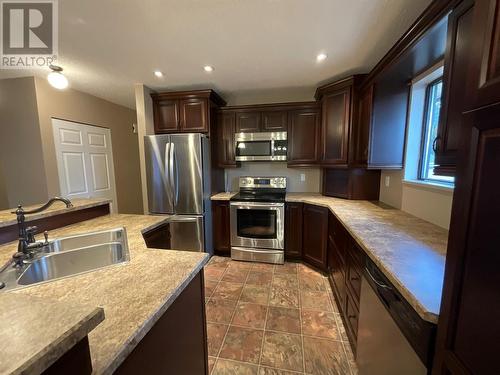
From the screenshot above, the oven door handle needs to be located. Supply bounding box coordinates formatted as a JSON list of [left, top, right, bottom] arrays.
[[230, 202, 284, 208]]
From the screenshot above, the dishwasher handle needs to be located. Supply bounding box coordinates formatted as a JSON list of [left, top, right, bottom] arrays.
[[365, 266, 392, 291]]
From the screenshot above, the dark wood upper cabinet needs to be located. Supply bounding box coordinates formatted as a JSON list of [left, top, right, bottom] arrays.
[[285, 202, 303, 259], [153, 99, 180, 133], [216, 111, 237, 168], [465, 0, 500, 110], [435, 0, 474, 176], [287, 107, 321, 166], [302, 204, 328, 271], [353, 84, 374, 166], [262, 110, 288, 131], [179, 98, 208, 132], [151, 90, 225, 134], [235, 111, 261, 132], [212, 200, 231, 255], [319, 86, 351, 165]]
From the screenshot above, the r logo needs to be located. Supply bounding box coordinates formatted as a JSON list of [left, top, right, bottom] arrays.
[[1, 1, 55, 55]]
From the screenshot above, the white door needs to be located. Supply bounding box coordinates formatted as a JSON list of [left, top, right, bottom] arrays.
[[52, 119, 118, 212]]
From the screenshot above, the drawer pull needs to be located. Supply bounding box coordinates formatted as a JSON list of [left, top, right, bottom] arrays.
[[348, 314, 357, 319], [350, 275, 360, 281]]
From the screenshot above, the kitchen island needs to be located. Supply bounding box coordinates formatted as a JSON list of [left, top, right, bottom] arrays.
[[0, 202, 209, 374]]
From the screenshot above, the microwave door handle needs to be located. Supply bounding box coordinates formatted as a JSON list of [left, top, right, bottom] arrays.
[[271, 139, 275, 159]]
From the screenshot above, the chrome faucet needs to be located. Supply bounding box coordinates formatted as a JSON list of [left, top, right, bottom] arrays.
[[12, 197, 73, 264]]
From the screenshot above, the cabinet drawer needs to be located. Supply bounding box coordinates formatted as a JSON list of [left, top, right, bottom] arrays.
[[345, 288, 360, 347], [346, 253, 362, 302]]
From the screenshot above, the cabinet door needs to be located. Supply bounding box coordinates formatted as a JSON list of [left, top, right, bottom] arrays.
[[154, 99, 180, 133], [302, 204, 328, 270], [179, 98, 208, 132], [435, 0, 474, 175], [217, 112, 237, 168], [352, 84, 373, 166], [262, 110, 288, 131], [321, 88, 351, 165], [465, 0, 500, 110], [287, 108, 320, 166], [235, 111, 261, 132], [285, 202, 303, 259], [212, 201, 231, 255]]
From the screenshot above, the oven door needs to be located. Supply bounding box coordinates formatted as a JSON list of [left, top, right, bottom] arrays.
[[230, 202, 284, 249]]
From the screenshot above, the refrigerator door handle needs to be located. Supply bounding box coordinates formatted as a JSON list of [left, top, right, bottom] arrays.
[[164, 141, 174, 210], [172, 142, 179, 206], [168, 142, 175, 210]]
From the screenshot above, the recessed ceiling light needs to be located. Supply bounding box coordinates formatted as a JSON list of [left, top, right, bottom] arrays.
[[203, 65, 214, 72], [47, 65, 69, 90], [154, 70, 163, 78], [316, 53, 327, 62]]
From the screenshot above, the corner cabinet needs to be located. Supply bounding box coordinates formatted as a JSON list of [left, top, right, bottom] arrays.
[[151, 90, 226, 134], [216, 111, 238, 168], [302, 204, 328, 271]]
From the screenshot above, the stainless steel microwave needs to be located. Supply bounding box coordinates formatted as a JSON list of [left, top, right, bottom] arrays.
[[234, 132, 287, 161]]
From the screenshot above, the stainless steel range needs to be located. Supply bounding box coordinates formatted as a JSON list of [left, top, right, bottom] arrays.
[[230, 176, 286, 264]]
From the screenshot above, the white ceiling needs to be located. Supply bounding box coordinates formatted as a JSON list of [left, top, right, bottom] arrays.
[[0, 0, 432, 109]]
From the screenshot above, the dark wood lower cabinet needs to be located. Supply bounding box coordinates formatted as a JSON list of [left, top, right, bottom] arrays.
[[302, 204, 328, 271], [285, 202, 303, 259], [212, 201, 231, 256], [42, 336, 93, 375], [142, 223, 171, 249], [116, 272, 208, 375]]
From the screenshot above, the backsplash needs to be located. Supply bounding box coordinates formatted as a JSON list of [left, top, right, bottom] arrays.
[[224, 162, 322, 192]]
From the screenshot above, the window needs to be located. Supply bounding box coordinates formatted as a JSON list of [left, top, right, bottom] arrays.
[[418, 79, 454, 184]]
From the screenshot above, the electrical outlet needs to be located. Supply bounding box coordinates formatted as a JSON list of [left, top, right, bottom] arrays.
[[385, 175, 390, 187], [300, 173, 306, 182]]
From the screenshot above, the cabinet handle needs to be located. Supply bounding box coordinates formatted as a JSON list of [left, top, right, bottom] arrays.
[[350, 275, 360, 281], [348, 314, 357, 319], [432, 136, 441, 153]]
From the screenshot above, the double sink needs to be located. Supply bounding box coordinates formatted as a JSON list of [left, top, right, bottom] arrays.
[[0, 228, 129, 291]]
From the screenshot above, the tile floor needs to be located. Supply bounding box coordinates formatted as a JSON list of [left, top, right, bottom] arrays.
[[204, 256, 358, 375]]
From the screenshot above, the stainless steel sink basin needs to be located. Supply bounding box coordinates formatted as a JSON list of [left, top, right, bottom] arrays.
[[18, 242, 127, 286], [0, 227, 129, 291]]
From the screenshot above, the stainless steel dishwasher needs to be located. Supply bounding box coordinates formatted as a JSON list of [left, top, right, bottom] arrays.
[[357, 257, 431, 375]]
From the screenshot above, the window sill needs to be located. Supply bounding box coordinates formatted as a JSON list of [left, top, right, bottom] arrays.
[[402, 179, 454, 193]]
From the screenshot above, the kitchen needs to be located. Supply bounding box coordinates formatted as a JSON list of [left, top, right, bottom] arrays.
[[0, 0, 498, 374]]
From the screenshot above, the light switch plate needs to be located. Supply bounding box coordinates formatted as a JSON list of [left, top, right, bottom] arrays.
[[300, 173, 306, 182], [385, 175, 390, 187]]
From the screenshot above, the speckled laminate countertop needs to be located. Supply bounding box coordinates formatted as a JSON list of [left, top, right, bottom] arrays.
[[0, 214, 209, 374], [211, 192, 237, 200], [0, 198, 111, 228], [0, 293, 104, 375], [286, 193, 447, 323]]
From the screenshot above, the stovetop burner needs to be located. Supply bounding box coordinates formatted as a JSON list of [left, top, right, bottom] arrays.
[[230, 176, 287, 203]]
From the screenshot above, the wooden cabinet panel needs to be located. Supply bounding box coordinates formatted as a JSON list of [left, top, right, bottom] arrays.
[[143, 223, 171, 250], [346, 244, 362, 303], [285, 202, 303, 259], [465, 0, 500, 110], [321, 88, 351, 165], [262, 110, 288, 131], [179, 98, 208, 132], [212, 201, 231, 255], [216, 112, 237, 168], [435, 0, 474, 175], [353, 84, 373, 166], [154, 99, 180, 133], [287, 108, 320, 166], [235, 111, 261, 132], [344, 288, 360, 349], [302, 204, 328, 270]]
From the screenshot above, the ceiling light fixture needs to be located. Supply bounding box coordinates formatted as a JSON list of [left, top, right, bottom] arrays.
[[154, 70, 163, 78], [316, 53, 328, 62], [203, 65, 214, 72], [47, 65, 69, 90]]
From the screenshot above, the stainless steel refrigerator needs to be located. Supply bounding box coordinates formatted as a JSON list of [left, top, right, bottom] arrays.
[[144, 133, 212, 253]]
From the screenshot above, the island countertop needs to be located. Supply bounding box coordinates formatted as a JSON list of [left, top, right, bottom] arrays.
[[285, 193, 447, 323], [0, 213, 209, 374]]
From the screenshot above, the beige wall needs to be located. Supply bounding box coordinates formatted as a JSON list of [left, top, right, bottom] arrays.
[[33, 77, 143, 214], [134, 84, 155, 214], [0, 77, 48, 208], [225, 163, 322, 192], [379, 170, 453, 229]]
